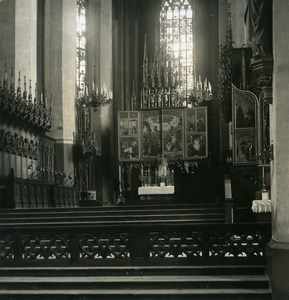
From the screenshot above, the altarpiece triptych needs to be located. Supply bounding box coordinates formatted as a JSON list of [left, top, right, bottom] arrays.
[[118, 107, 208, 161]]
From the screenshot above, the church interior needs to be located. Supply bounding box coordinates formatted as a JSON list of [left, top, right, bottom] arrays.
[[0, 0, 288, 299]]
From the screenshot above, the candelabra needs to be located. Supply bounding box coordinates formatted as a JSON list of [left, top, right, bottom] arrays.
[[78, 86, 113, 112], [188, 76, 213, 107], [139, 35, 212, 109], [0, 65, 52, 132], [76, 81, 103, 164]]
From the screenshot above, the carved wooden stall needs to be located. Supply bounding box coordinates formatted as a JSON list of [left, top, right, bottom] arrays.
[[0, 67, 79, 209]]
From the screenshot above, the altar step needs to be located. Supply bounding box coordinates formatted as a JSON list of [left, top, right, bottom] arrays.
[[0, 265, 271, 300], [0, 203, 226, 224]]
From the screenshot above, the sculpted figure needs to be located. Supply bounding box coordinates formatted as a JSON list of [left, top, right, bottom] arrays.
[[244, 0, 272, 58]]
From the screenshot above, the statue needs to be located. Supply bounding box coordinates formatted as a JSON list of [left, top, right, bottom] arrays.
[[244, 0, 272, 58]]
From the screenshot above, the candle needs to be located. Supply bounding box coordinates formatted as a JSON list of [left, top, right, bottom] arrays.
[[34, 83, 37, 99], [224, 178, 232, 199], [119, 165, 122, 192], [229, 121, 232, 150], [103, 83, 107, 95], [262, 191, 269, 200]]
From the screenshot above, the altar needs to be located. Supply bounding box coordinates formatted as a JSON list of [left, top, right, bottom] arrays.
[[251, 199, 271, 222], [138, 185, 175, 201]]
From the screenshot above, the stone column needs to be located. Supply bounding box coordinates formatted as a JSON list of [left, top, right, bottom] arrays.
[[15, 0, 37, 84], [266, 0, 289, 298], [0, 0, 37, 82], [99, 0, 114, 205], [44, 0, 76, 176], [231, 0, 246, 48]]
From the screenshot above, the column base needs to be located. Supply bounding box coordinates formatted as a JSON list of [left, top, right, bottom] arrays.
[[266, 240, 289, 299]]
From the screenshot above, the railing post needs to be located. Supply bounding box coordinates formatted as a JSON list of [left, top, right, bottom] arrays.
[[70, 232, 79, 264], [224, 198, 234, 223], [202, 230, 210, 261], [224, 174, 234, 223], [13, 233, 22, 264], [6, 168, 15, 208], [129, 230, 149, 265]]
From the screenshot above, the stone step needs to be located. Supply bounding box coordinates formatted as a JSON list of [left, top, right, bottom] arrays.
[[0, 212, 225, 223], [0, 275, 270, 289], [0, 265, 266, 277], [0, 288, 272, 300], [0, 207, 225, 217], [0, 218, 226, 227], [0, 203, 224, 215]]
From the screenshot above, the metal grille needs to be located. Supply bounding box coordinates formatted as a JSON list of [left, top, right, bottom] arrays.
[[160, 0, 194, 100], [76, 0, 87, 95]]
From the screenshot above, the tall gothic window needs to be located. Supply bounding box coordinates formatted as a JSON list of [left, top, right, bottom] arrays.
[[76, 0, 87, 94], [160, 0, 194, 99]]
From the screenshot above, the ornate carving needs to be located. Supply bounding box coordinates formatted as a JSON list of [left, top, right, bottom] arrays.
[[0, 235, 14, 261], [0, 130, 4, 150], [21, 234, 70, 260], [218, 1, 233, 122], [250, 56, 273, 88], [209, 231, 266, 258], [0, 129, 40, 159], [150, 232, 202, 259], [0, 69, 52, 132], [78, 233, 130, 260]]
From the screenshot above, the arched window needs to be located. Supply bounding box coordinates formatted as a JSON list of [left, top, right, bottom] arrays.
[[76, 0, 87, 95], [160, 0, 194, 100]]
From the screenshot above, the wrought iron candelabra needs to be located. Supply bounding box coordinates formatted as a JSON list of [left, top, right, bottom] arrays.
[[77, 83, 113, 112], [188, 76, 213, 107], [0, 66, 52, 132], [139, 36, 213, 109], [77, 130, 101, 159]]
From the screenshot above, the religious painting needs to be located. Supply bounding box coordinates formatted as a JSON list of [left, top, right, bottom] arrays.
[[234, 130, 257, 164], [196, 107, 207, 132], [186, 133, 207, 158], [162, 109, 184, 158], [141, 110, 162, 158], [119, 112, 129, 136], [186, 108, 196, 132], [233, 86, 257, 129], [185, 107, 208, 159], [119, 137, 140, 160], [232, 85, 258, 165], [118, 111, 140, 161]]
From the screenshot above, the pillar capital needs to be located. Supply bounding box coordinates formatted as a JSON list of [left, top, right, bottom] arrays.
[[250, 56, 273, 88]]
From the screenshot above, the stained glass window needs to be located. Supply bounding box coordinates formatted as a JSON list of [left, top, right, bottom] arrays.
[[76, 0, 87, 95], [160, 0, 194, 100]]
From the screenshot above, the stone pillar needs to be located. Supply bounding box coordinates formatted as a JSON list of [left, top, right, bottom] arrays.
[[231, 0, 246, 48], [84, 0, 114, 205], [266, 0, 289, 298], [15, 0, 37, 83], [99, 0, 114, 205], [44, 0, 76, 175], [0, 0, 37, 84], [218, 0, 230, 162]]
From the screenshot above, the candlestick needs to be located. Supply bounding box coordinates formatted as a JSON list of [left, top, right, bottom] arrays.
[[119, 165, 122, 192]]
